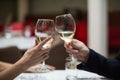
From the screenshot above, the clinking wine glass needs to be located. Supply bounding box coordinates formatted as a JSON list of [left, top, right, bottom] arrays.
[[35, 19, 54, 73], [55, 13, 79, 79], [55, 13, 77, 63]]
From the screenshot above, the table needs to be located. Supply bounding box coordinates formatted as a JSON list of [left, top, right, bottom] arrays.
[[14, 70, 107, 80], [0, 37, 35, 50]]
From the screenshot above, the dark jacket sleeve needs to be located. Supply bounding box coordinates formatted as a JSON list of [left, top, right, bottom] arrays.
[[77, 49, 120, 79]]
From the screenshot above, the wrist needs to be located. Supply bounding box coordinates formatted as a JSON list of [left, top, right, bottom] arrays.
[[15, 58, 30, 71], [80, 48, 90, 63]]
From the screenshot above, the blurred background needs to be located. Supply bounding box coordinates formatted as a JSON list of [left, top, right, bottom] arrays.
[[0, 0, 120, 69]]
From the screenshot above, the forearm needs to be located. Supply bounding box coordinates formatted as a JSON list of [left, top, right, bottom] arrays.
[[77, 49, 108, 73], [78, 49, 120, 79], [0, 61, 13, 72], [0, 60, 29, 80]]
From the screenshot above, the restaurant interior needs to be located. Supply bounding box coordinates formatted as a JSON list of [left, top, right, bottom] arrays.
[[0, 0, 120, 79]]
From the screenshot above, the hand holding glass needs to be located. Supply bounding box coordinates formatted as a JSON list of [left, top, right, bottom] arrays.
[[35, 19, 54, 73]]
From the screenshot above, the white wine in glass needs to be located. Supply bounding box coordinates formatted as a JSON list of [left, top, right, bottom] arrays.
[[58, 31, 74, 43], [35, 19, 54, 73]]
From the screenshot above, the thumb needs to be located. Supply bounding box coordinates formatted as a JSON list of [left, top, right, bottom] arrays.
[[36, 36, 52, 49]]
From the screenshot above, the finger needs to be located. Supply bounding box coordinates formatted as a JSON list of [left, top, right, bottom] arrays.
[[35, 39, 38, 46], [36, 48, 50, 57], [35, 54, 49, 63], [36, 36, 52, 49], [43, 38, 54, 48], [64, 42, 72, 50], [34, 54, 49, 64], [66, 50, 78, 59], [41, 48, 51, 54], [47, 66, 56, 71], [66, 48, 74, 54], [66, 49, 71, 53], [40, 54, 49, 62], [46, 65, 56, 70], [66, 49, 79, 55], [71, 50, 79, 53], [64, 42, 68, 49]]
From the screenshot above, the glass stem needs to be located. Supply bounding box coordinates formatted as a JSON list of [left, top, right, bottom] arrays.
[[41, 61, 45, 68], [71, 54, 75, 62]]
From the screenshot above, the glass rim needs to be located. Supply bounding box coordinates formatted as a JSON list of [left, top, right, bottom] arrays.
[[37, 19, 54, 22], [56, 13, 72, 18], [55, 13, 76, 32]]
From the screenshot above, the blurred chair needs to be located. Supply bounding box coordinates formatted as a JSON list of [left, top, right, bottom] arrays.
[[0, 46, 23, 63]]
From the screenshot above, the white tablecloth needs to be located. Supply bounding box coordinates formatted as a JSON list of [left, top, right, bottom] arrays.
[[14, 70, 104, 80], [0, 37, 35, 50]]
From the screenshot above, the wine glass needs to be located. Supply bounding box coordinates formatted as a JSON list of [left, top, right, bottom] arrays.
[[35, 19, 54, 73], [55, 13, 77, 62], [55, 13, 79, 79]]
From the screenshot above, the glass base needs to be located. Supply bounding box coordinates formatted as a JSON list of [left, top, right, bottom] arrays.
[[66, 75, 77, 80], [35, 66, 51, 73]]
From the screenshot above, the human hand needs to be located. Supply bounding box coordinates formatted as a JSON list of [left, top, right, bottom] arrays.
[[64, 39, 89, 62], [18, 36, 52, 69]]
